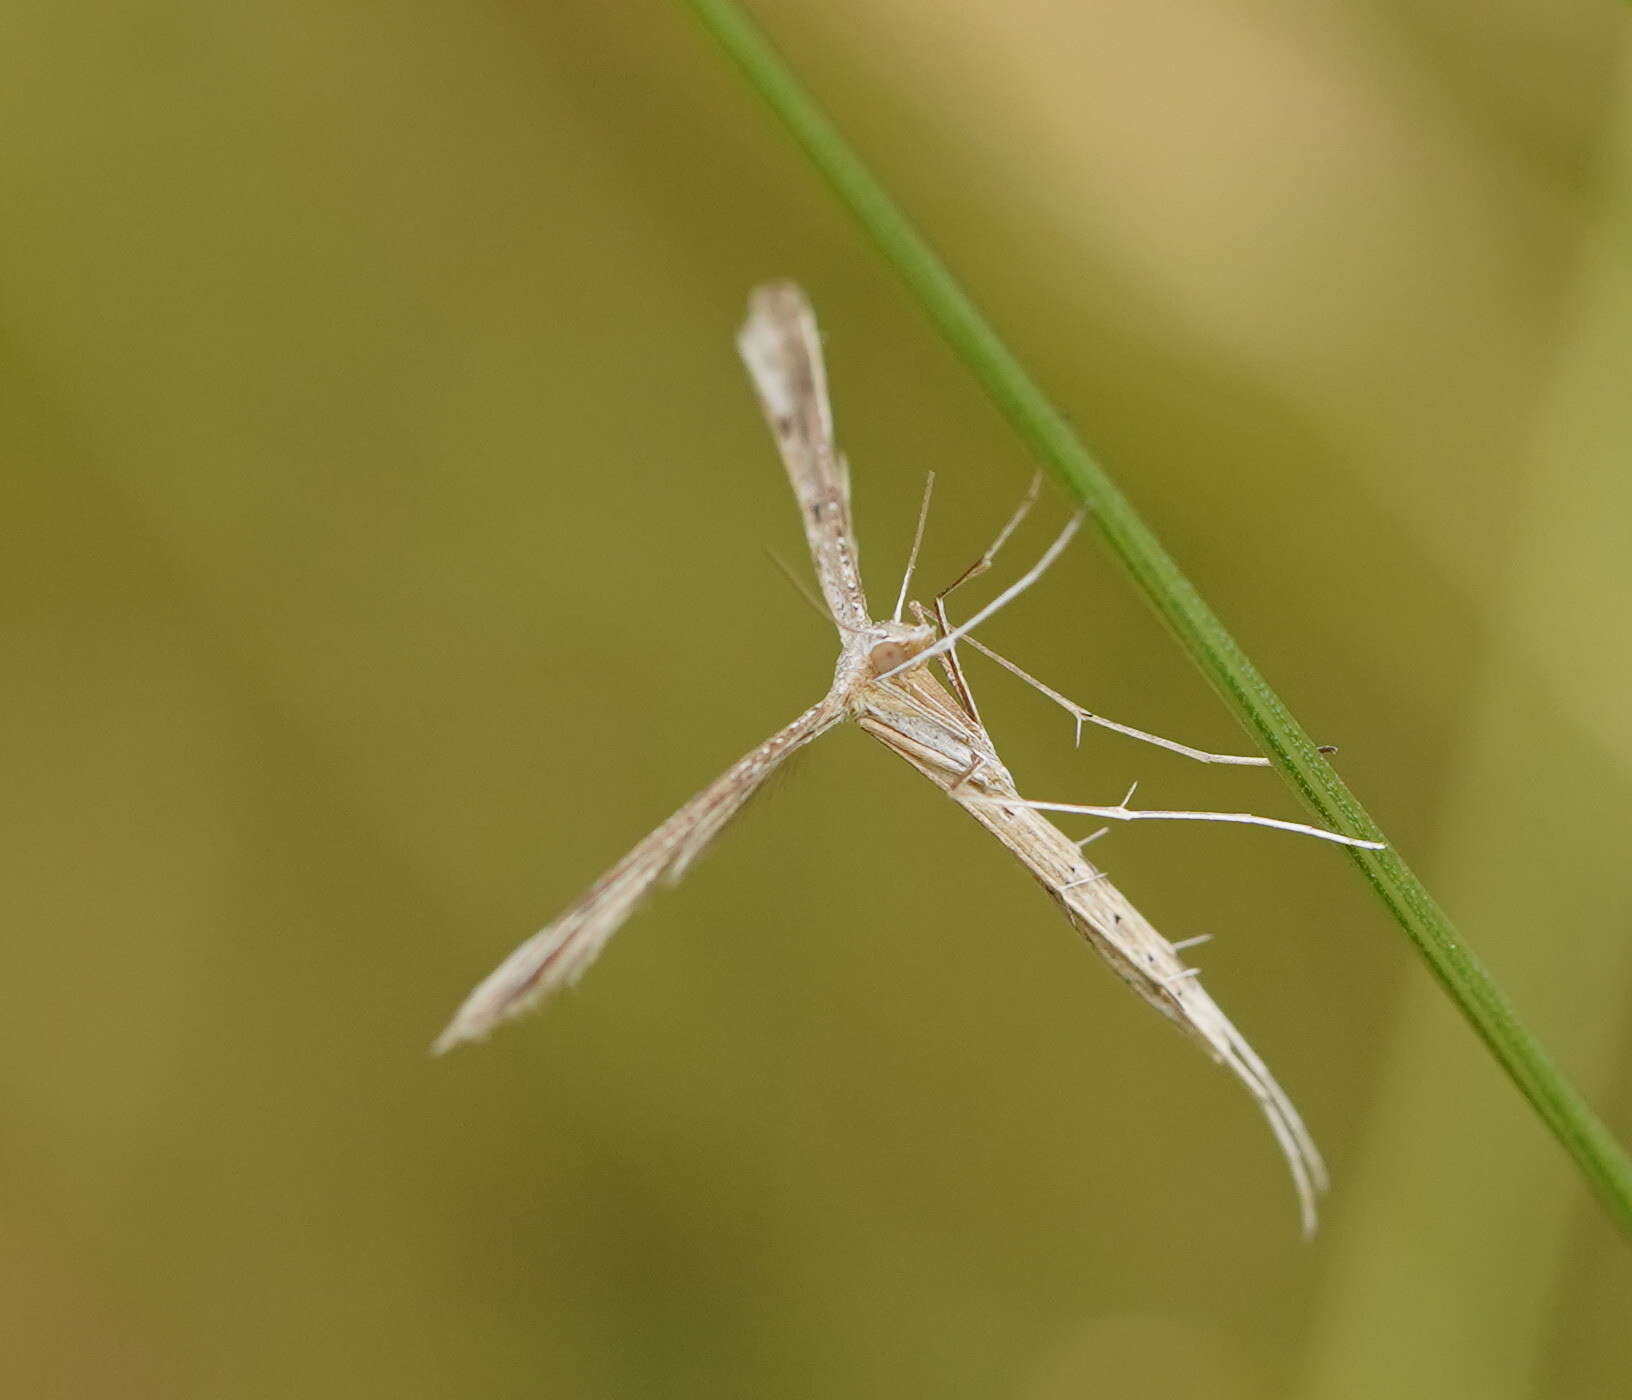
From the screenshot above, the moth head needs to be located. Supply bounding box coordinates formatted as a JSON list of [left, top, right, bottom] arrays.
[[866, 619, 935, 678]]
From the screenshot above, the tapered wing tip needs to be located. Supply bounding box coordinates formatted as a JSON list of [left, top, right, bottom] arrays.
[[1288, 1158, 1324, 1240], [745, 279, 809, 314], [430, 1015, 482, 1056], [431, 991, 508, 1055], [740, 283, 817, 350]]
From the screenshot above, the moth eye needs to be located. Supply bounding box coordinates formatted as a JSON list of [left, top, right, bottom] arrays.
[[870, 641, 912, 674]]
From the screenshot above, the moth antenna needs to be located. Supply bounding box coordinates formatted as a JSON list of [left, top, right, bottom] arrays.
[[883, 510, 1085, 680], [891, 471, 936, 622], [937, 472, 1043, 607]]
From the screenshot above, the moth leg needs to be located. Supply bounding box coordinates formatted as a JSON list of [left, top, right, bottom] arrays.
[[946, 752, 986, 795], [905, 598, 984, 725], [938, 472, 1043, 604], [927, 474, 1043, 724], [961, 633, 1336, 767], [974, 791, 1384, 849], [878, 510, 1084, 686]]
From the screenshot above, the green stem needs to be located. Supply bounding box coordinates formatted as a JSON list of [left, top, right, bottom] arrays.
[[680, 0, 1632, 1236]]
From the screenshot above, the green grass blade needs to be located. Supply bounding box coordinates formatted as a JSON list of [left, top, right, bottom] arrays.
[[680, 0, 1632, 1237]]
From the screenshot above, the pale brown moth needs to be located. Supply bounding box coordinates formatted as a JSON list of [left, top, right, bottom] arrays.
[[436, 283, 1382, 1234]]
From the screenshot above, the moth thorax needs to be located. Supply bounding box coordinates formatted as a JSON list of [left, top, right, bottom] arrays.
[[869, 641, 915, 674], [867, 625, 933, 677]]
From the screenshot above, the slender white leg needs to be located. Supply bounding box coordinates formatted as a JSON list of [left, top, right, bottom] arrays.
[[960, 634, 1279, 766], [972, 793, 1384, 849]]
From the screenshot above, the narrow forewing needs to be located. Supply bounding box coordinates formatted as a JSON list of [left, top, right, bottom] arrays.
[[435, 700, 845, 1052], [738, 282, 871, 633], [858, 668, 1327, 1234]]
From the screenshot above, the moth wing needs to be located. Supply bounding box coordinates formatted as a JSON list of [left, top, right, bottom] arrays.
[[435, 701, 843, 1052], [738, 282, 871, 632], [861, 698, 1326, 1235]]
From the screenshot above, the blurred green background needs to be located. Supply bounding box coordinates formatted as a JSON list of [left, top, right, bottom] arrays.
[[4, 2, 1631, 1395]]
